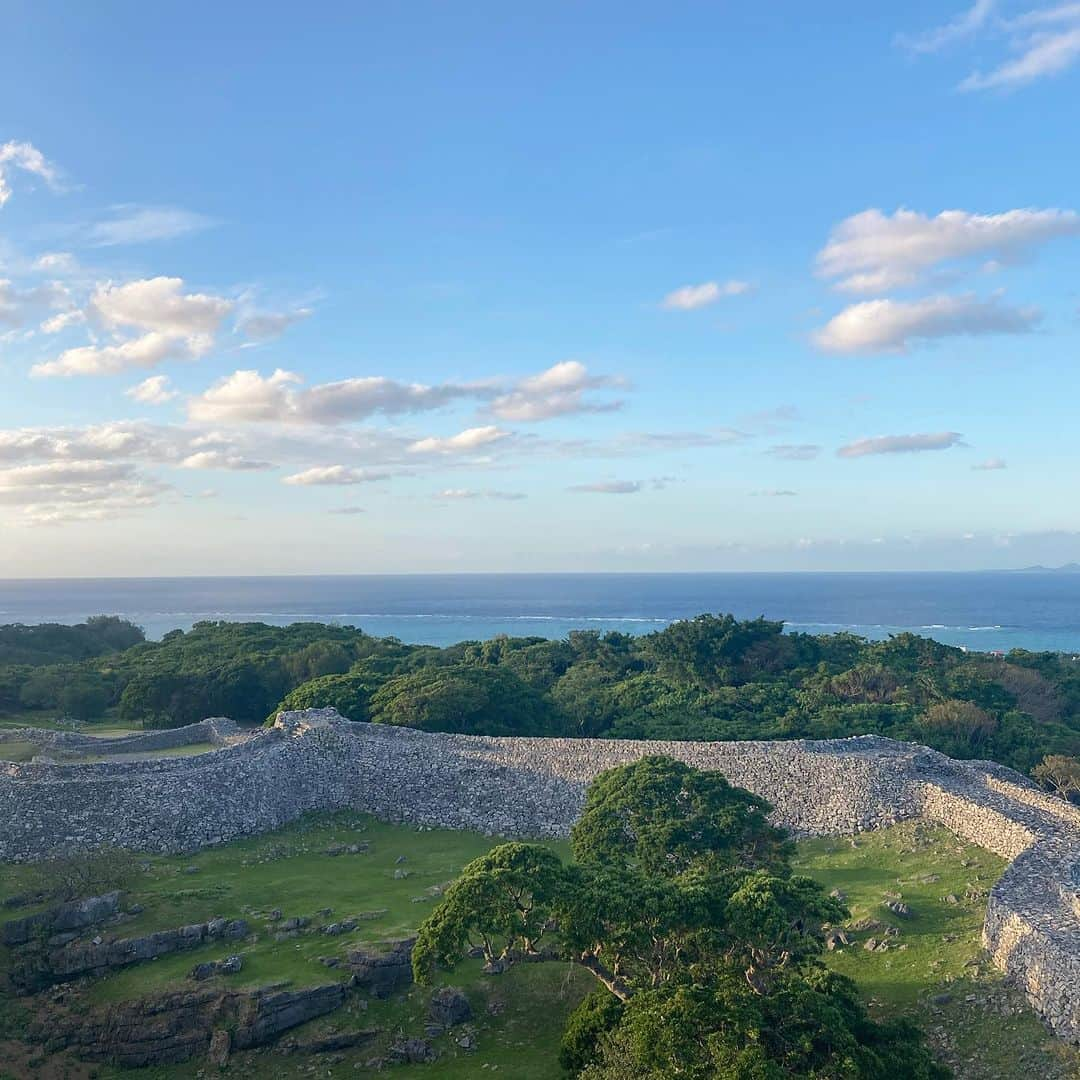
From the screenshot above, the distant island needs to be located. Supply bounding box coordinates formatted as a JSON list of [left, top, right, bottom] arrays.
[[1012, 562, 1080, 574]]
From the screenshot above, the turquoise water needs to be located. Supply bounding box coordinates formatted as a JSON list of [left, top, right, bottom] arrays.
[[2, 572, 1080, 654]]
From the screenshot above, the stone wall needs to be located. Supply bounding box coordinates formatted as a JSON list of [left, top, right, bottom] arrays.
[[0, 717, 240, 759], [1, 707, 1078, 1043]]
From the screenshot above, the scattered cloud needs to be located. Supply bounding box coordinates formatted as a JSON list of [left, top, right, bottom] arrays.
[[816, 207, 1080, 294], [813, 293, 1039, 353], [0, 457, 166, 526], [282, 465, 393, 486], [972, 456, 1007, 470], [0, 141, 60, 207], [39, 309, 85, 334], [568, 480, 641, 494], [91, 276, 233, 337], [125, 375, 177, 405], [487, 361, 624, 422], [236, 308, 312, 341], [0, 278, 71, 328], [32, 331, 207, 377], [436, 488, 527, 501], [83, 205, 216, 246], [896, 0, 996, 53], [766, 444, 821, 460], [408, 426, 509, 455], [188, 368, 477, 425], [32, 277, 234, 377], [178, 450, 273, 471], [662, 279, 752, 310], [963, 5, 1080, 90], [837, 432, 965, 457], [751, 489, 799, 496], [34, 252, 77, 273], [328, 506, 366, 515]]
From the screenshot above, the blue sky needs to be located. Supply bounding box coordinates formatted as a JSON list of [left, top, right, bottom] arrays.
[[2, 0, 1080, 575]]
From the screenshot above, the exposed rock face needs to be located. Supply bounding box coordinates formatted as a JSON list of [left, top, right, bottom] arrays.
[[27, 981, 348, 1068], [8, 916, 250, 993], [348, 938, 415, 999], [2, 708, 1080, 1043], [0, 890, 120, 947], [429, 986, 472, 1027]]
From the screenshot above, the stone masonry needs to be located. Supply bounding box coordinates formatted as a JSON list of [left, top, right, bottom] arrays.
[[1, 708, 1078, 1042]]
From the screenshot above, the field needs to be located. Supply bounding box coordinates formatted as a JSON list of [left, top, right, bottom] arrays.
[[1, 815, 1078, 1079]]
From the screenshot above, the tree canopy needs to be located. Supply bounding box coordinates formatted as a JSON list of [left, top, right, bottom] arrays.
[[412, 757, 946, 1078]]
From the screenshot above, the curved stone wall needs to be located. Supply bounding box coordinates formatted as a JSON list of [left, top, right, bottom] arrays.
[[1, 708, 1077, 1043]]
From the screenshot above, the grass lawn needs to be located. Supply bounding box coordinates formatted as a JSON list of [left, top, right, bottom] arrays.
[[0, 741, 37, 762], [2, 815, 1079, 1079]]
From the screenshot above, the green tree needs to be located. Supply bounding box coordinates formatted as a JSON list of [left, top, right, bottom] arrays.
[[370, 664, 553, 735], [570, 755, 790, 877], [413, 757, 942, 1078]]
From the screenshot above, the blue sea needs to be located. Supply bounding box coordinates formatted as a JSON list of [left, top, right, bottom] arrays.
[[2, 573, 1080, 654]]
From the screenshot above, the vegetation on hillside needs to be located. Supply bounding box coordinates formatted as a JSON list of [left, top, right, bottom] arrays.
[[2, 614, 1079, 787]]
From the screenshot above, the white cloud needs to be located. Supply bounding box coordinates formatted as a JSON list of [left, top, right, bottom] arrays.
[[812, 293, 1039, 354], [816, 207, 1080, 293], [189, 368, 476, 425], [962, 6, 1080, 90], [408, 426, 509, 454], [91, 277, 233, 337], [32, 331, 205, 377], [33, 277, 234, 377], [0, 458, 167, 526], [236, 308, 312, 340], [178, 450, 273, 471], [837, 432, 965, 457], [282, 465, 393, 486], [972, 456, 1008, 470], [488, 361, 624, 422], [0, 460, 135, 489], [40, 309, 85, 334], [34, 252, 77, 272], [897, 0, 996, 53], [766, 443, 821, 460], [125, 375, 177, 405], [328, 506, 366, 515], [568, 480, 641, 494], [751, 489, 799, 496], [84, 206, 216, 246], [436, 488, 527, 501], [661, 279, 752, 310], [0, 141, 60, 207], [0, 279, 71, 327]]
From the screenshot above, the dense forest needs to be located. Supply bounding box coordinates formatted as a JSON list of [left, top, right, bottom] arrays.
[[2, 614, 1080, 792]]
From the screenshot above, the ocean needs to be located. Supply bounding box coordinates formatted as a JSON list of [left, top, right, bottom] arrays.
[[1, 572, 1080, 654]]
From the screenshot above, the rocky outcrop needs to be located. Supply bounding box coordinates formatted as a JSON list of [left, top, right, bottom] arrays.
[[2, 709, 1079, 1043], [27, 980, 349, 1068], [0, 890, 120, 947], [348, 938, 415, 999], [8, 916, 249, 993]]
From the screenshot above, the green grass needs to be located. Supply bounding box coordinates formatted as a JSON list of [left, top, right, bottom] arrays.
[[793, 822, 1080, 1079], [78, 813, 567, 1006], [3, 816, 1079, 1079], [0, 741, 36, 762], [0, 708, 138, 736], [79, 742, 218, 763]]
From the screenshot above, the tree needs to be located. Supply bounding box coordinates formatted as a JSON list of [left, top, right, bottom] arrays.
[[370, 664, 553, 736], [578, 971, 948, 1080], [570, 756, 791, 877], [412, 757, 942, 1078], [277, 672, 377, 722], [642, 615, 786, 690], [1032, 754, 1080, 802]]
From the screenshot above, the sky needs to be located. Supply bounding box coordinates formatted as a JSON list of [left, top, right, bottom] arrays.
[[2, 0, 1080, 576]]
